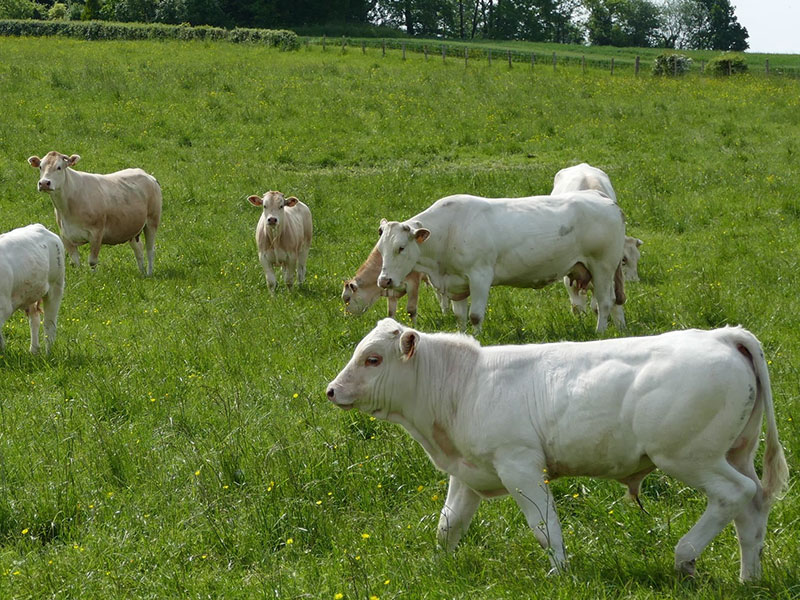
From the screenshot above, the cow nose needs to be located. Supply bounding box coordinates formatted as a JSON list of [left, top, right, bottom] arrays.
[[267, 217, 278, 226], [326, 386, 335, 400], [378, 276, 392, 289], [38, 180, 50, 190]]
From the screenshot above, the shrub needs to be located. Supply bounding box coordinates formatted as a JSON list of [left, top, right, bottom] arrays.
[[651, 52, 692, 76], [707, 52, 748, 76], [47, 2, 66, 19]]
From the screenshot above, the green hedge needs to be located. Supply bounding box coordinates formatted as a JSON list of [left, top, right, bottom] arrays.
[[0, 19, 299, 49]]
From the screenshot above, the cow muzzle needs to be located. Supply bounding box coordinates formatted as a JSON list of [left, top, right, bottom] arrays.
[[325, 385, 354, 410], [378, 276, 393, 290], [38, 180, 52, 191]]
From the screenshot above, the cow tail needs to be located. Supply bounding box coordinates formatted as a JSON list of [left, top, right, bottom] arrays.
[[613, 262, 626, 306], [734, 331, 789, 505]]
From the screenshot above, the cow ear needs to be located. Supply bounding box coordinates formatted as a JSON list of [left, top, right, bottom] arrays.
[[413, 228, 431, 244], [284, 196, 298, 207], [67, 154, 81, 166], [28, 156, 41, 168], [247, 195, 263, 207], [348, 281, 358, 292], [378, 218, 388, 237], [635, 238, 643, 247], [400, 330, 418, 361]]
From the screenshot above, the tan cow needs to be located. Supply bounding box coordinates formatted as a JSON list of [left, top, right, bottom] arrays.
[[247, 191, 312, 292], [28, 151, 162, 275]]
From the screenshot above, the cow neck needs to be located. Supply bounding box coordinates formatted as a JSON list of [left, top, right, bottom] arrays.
[[391, 334, 480, 456], [48, 168, 80, 213]]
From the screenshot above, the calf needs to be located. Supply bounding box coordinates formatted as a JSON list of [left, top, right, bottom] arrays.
[[28, 151, 162, 275], [248, 191, 312, 292], [0, 224, 65, 354], [327, 319, 789, 581]]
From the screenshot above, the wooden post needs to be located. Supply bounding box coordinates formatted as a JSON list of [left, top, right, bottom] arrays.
[[674, 56, 678, 76], [635, 55, 640, 76], [424, 45, 428, 60], [442, 44, 446, 63], [728, 60, 732, 76], [465, 47, 468, 67], [341, 36, 346, 53], [488, 49, 492, 66], [362, 41, 366, 54], [382, 39, 385, 57], [765, 59, 769, 75], [553, 51, 557, 72], [402, 41, 406, 60], [701, 59, 705, 73], [582, 54, 585, 73], [611, 57, 614, 75], [531, 52, 535, 69], [322, 35, 326, 51], [507, 50, 512, 68]]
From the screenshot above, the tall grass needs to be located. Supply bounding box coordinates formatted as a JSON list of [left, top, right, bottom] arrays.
[[0, 37, 797, 598]]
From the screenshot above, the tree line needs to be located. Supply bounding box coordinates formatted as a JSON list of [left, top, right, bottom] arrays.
[[1, 0, 749, 51]]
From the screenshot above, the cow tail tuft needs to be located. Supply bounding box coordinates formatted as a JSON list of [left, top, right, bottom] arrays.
[[614, 262, 626, 306]]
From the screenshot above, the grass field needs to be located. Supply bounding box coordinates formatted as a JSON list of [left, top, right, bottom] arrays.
[[0, 36, 798, 598]]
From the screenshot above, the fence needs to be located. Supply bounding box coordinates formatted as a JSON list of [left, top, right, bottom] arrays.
[[310, 35, 799, 79]]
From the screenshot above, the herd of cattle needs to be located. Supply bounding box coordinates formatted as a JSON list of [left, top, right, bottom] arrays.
[[0, 153, 788, 582]]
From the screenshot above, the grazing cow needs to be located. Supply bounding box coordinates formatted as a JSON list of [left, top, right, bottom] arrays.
[[327, 319, 789, 581], [247, 191, 312, 292], [376, 191, 626, 333], [28, 151, 162, 275], [342, 243, 450, 324], [0, 224, 65, 354]]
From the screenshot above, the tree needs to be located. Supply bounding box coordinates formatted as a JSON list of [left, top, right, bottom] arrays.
[[81, 0, 100, 19], [691, 0, 748, 50], [658, 0, 704, 48], [584, 0, 661, 47]]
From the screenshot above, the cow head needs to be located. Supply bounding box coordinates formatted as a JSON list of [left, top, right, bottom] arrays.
[[28, 151, 80, 192], [247, 191, 298, 228], [341, 279, 371, 315], [622, 236, 643, 282], [326, 318, 419, 416], [376, 219, 429, 291]]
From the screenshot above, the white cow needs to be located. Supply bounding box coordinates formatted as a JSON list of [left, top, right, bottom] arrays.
[[552, 162, 643, 289], [376, 191, 626, 333], [0, 224, 65, 354], [248, 191, 312, 292], [28, 151, 162, 275], [327, 318, 789, 581]]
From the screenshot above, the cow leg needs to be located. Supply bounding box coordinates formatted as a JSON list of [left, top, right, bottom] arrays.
[[62, 237, 81, 267], [405, 277, 421, 325], [437, 475, 481, 552], [562, 276, 588, 315], [143, 221, 157, 276], [24, 303, 41, 354], [0, 301, 11, 353], [658, 458, 757, 577], [451, 298, 469, 330], [436, 290, 450, 315], [129, 237, 146, 275], [467, 272, 493, 335], [586, 266, 615, 332], [496, 448, 566, 574], [88, 232, 103, 270], [296, 247, 309, 285], [283, 258, 297, 289], [41, 280, 64, 355], [386, 296, 398, 319], [259, 253, 277, 293]]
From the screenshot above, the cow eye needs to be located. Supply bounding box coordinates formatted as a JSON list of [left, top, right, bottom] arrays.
[[57, 166, 62, 170], [365, 355, 382, 367], [378, 227, 383, 236], [397, 246, 405, 254], [621, 257, 628, 264]]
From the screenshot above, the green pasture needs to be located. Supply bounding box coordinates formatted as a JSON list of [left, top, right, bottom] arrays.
[[0, 36, 797, 598]]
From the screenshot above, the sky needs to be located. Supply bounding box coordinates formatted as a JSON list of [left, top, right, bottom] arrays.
[[732, 0, 800, 54]]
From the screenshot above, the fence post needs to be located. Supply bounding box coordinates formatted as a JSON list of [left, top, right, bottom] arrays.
[[362, 41, 365, 54], [322, 35, 326, 51], [507, 50, 512, 68], [488, 49, 492, 66], [701, 59, 705, 73], [765, 59, 769, 75], [728, 60, 732, 76], [635, 55, 640, 76], [382, 39, 385, 57], [531, 52, 535, 69], [553, 51, 557, 72], [402, 41, 406, 60], [341, 36, 346, 53], [611, 57, 614, 75], [442, 44, 446, 63], [465, 47, 468, 67], [674, 56, 678, 76], [424, 45, 428, 60]]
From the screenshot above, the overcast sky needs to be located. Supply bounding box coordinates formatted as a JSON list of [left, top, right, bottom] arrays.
[[733, 0, 800, 54]]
